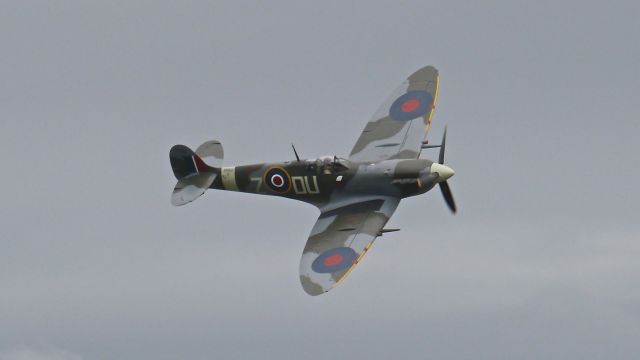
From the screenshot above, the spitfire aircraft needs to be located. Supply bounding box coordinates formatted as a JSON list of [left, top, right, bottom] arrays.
[[169, 65, 456, 295]]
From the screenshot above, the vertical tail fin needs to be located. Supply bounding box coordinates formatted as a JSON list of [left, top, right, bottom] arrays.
[[170, 145, 213, 180], [169, 142, 221, 206]]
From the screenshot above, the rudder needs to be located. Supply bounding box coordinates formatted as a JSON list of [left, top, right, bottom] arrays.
[[169, 143, 218, 206], [170, 145, 212, 180]]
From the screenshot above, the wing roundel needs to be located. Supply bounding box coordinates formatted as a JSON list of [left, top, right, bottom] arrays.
[[299, 197, 400, 295], [349, 66, 439, 163]]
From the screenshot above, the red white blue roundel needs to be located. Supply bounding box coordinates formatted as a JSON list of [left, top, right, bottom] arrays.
[[264, 167, 291, 193], [389, 90, 434, 121], [311, 247, 358, 273]]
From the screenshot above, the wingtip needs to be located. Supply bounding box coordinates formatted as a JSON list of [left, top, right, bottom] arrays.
[[300, 279, 327, 296], [409, 65, 439, 83]]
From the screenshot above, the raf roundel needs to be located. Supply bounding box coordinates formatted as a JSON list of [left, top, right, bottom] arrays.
[[311, 247, 358, 273], [388, 90, 434, 121], [264, 167, 291, 193]]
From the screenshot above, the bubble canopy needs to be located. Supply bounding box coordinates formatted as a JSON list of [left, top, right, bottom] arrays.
[[310, 155, 351, 172]]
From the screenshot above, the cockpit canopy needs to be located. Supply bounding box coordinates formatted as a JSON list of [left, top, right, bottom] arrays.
[[308, 155, 351, 174]]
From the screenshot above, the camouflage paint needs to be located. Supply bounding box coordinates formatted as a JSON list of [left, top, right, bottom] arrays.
[[169, 65, 453, 295]]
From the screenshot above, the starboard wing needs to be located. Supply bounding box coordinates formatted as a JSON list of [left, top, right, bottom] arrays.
[[349, 66, 439, 163], [299, 196, 400, 295]]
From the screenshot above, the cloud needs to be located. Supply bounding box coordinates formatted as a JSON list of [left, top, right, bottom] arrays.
[[0, 348, 83, 360]]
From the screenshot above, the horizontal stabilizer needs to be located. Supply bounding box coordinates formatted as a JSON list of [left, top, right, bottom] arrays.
[[195, 140, 224, 168], [171, 173, 216, 206]]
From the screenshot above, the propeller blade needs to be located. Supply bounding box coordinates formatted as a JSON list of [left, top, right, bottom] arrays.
[[439, 180, 457, 214], [438, 126, 447, 164]]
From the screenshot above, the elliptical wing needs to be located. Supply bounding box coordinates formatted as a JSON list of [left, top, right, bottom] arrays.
[[349, 66, 439, 163]]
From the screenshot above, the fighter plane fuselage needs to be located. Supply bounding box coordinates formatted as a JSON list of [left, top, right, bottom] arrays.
[[208, 157, 450, 208], [168, 65, 458, 295]]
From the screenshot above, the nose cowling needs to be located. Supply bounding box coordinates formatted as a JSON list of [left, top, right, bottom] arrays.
[[430, 163, 455, 182]]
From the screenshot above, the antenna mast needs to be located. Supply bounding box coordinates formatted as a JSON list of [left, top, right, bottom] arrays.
[[291, 143, 301, 162]]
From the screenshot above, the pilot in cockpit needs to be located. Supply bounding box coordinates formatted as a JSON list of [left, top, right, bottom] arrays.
[[310, 156, 350, 175]]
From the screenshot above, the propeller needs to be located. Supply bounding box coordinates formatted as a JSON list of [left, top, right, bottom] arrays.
[[436, 127, 457, 214], [439, 180, 457, 213]]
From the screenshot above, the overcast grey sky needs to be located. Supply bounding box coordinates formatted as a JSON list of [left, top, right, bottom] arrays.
[[1, 1, 639, 359]]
